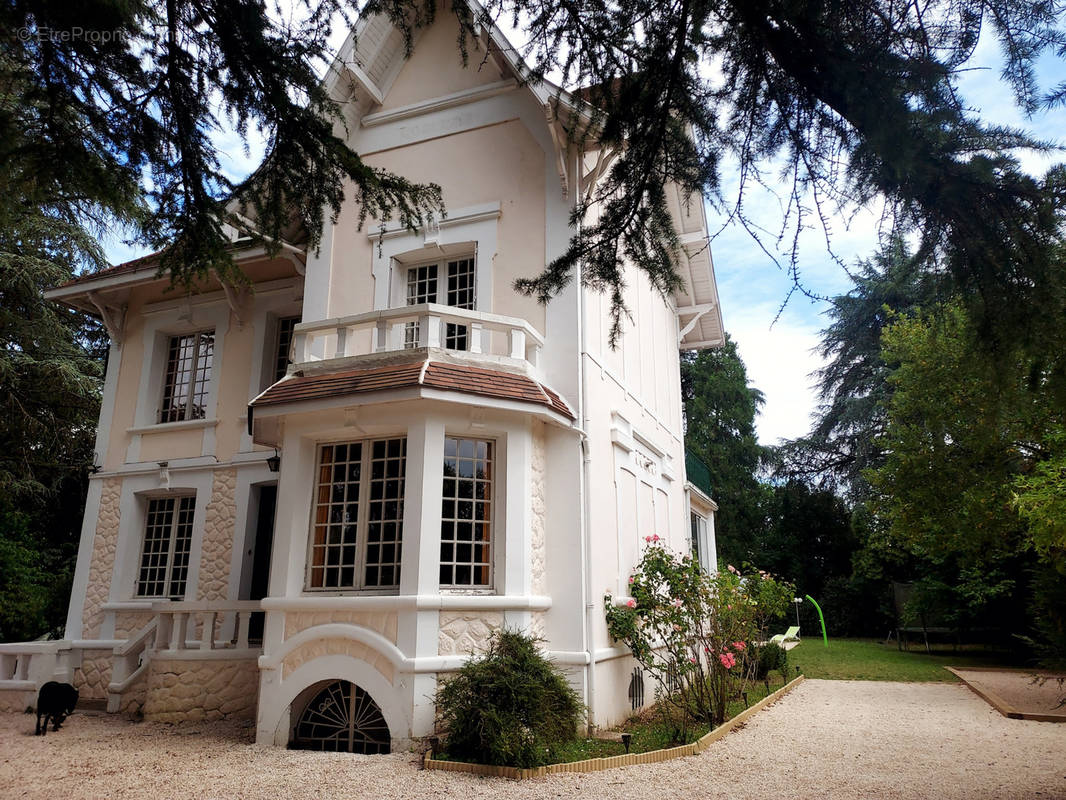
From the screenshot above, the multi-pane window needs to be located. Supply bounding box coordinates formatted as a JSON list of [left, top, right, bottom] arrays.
[[405, 265, 439, 348], [160, 331, 214, 422], [308, 438, 407, 590], [136, 496, 195, 599], [440, 437, 493, 587], [404, 258, 476, 350], [274, 316, 299, 382]]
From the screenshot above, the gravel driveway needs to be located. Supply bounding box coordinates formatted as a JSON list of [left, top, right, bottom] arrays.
[[2, 679, 1064, 799]]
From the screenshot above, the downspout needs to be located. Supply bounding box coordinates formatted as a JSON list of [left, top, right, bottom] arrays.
[[575, 146, 597, 735]]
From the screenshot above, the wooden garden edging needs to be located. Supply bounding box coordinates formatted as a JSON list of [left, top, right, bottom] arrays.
[[424, 674, 806, 780]]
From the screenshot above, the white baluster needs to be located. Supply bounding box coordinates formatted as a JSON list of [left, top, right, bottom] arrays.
[[509, 328, 527, 360], [424, 314, 442, 348], [200, 612, 216, 650], [334, 326, 348, 359], [292, 332, 308, 365], [236, 612, 251, 650], [469, 322, 483, 354], [528, 342, 542, 370], [170, 612, 188, 651]]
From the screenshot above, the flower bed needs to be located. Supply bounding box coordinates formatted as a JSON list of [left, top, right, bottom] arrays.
[[424, 674, 804, 780]]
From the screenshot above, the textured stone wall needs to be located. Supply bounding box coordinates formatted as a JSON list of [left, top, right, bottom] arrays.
[[530, 422, 547, 596], [82, 478, 122, 639], [142, 658, 259, 722], [437, 611, 503, 656], [281, 639, 396, 683], [284, 611, 398, 643], [198, 468, 237, 602], [114, 612, 154, 639], [0, 689, 33, 713], [73, 650, 113, 701]]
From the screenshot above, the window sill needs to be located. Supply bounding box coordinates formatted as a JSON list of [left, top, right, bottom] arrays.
[[127, 418, 219, 435]]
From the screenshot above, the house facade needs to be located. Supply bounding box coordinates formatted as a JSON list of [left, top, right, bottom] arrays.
[[0, 4, 723, 752]]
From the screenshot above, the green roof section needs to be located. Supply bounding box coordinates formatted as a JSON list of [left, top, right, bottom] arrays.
[[685, 449, 714, 499]]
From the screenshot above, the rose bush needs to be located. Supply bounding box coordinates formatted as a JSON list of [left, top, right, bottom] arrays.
[[605, 540, 793, 734]]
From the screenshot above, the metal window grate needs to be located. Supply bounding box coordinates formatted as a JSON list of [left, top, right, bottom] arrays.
[[440, 437, 492, 587], [160, 331, 214, 422], [136, 496, 195, 599], [291, 681, 391, 754], [628, 667, 645, 710], [274, 316, 299, 382]]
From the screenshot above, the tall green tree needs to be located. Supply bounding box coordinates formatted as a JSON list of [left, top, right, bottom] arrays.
[[779, 237, 938, 499], [4, 0, 1066, 352], [0, 46, 128, 640], [681, 337, 768, 566], [869, 303, 1064, 640]]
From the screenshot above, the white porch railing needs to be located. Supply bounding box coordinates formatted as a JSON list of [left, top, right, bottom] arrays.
[[0, 641, 74, 690], [151, 601, 264, 655], [291, 303, 544, 372]]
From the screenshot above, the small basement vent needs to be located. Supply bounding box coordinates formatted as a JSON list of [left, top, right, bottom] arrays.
[[628, 667, 645, 710]]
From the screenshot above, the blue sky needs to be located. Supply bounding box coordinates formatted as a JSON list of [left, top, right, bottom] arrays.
[[101, 22, 1066, 446], [714, 34, 1066, 445]]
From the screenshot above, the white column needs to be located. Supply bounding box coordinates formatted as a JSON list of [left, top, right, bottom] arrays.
[[501, 419, 533, 630], [398, 416, 445, 739]]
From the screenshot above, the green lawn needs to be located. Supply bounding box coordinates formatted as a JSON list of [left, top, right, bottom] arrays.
[[789, 637, 1017, 682]]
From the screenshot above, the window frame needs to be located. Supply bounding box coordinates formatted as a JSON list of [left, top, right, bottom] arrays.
[[305, 436, 408, 593], [439, 435, 496, 590], [690, 511, 710, 573], [134, 494, 196, 600], [402, 255, 477, 351], [272, 315, 300, 384], [158, 329, 215, 424]]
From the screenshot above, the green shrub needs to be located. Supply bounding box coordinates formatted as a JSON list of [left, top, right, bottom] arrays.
[[754, 641, 788, 681], [435, 629, 583, 768]]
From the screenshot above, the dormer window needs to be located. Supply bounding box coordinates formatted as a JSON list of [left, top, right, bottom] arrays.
[[404, 257, 476, 350]]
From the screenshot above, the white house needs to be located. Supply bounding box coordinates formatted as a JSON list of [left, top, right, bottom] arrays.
[[0, 1, 723, 752]]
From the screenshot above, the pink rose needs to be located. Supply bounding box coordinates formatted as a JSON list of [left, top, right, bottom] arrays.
[[689, 657, 697, 664], [628, 576, 634, 583], [718, 653, 736, 669], [671, 598, 683, 608], [733, 641, 746, 651], [652, 533, 661, 542], [672, 624, 681, 632], [626, 599, 636, 608]]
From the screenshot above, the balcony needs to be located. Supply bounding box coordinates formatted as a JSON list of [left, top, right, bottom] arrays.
[[290, 304, 544, 375]]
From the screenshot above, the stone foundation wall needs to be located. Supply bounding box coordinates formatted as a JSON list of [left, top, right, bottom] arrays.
[[284, 611, 398, 643], [114, 612, 154, 640], [281, 639, 396, 683], [82, 478, 122, 639], [0, 689, 33, 713], [142, 658, 259, 722], [74, 650, 113, 701], [198, 469, 237, 602], [437, 611, 503, 656]]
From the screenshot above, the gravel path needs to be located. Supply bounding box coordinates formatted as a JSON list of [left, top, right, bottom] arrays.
[[2, 679, 1065, 800]]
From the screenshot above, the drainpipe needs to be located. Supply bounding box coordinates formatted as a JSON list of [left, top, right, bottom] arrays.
[[574, 147, 597, 736]]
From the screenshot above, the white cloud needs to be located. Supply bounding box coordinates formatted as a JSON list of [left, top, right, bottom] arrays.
[[726, 304, 828, 447]]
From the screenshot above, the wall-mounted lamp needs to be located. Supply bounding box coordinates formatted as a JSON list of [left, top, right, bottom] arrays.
[[266, 448, 281, 473]]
